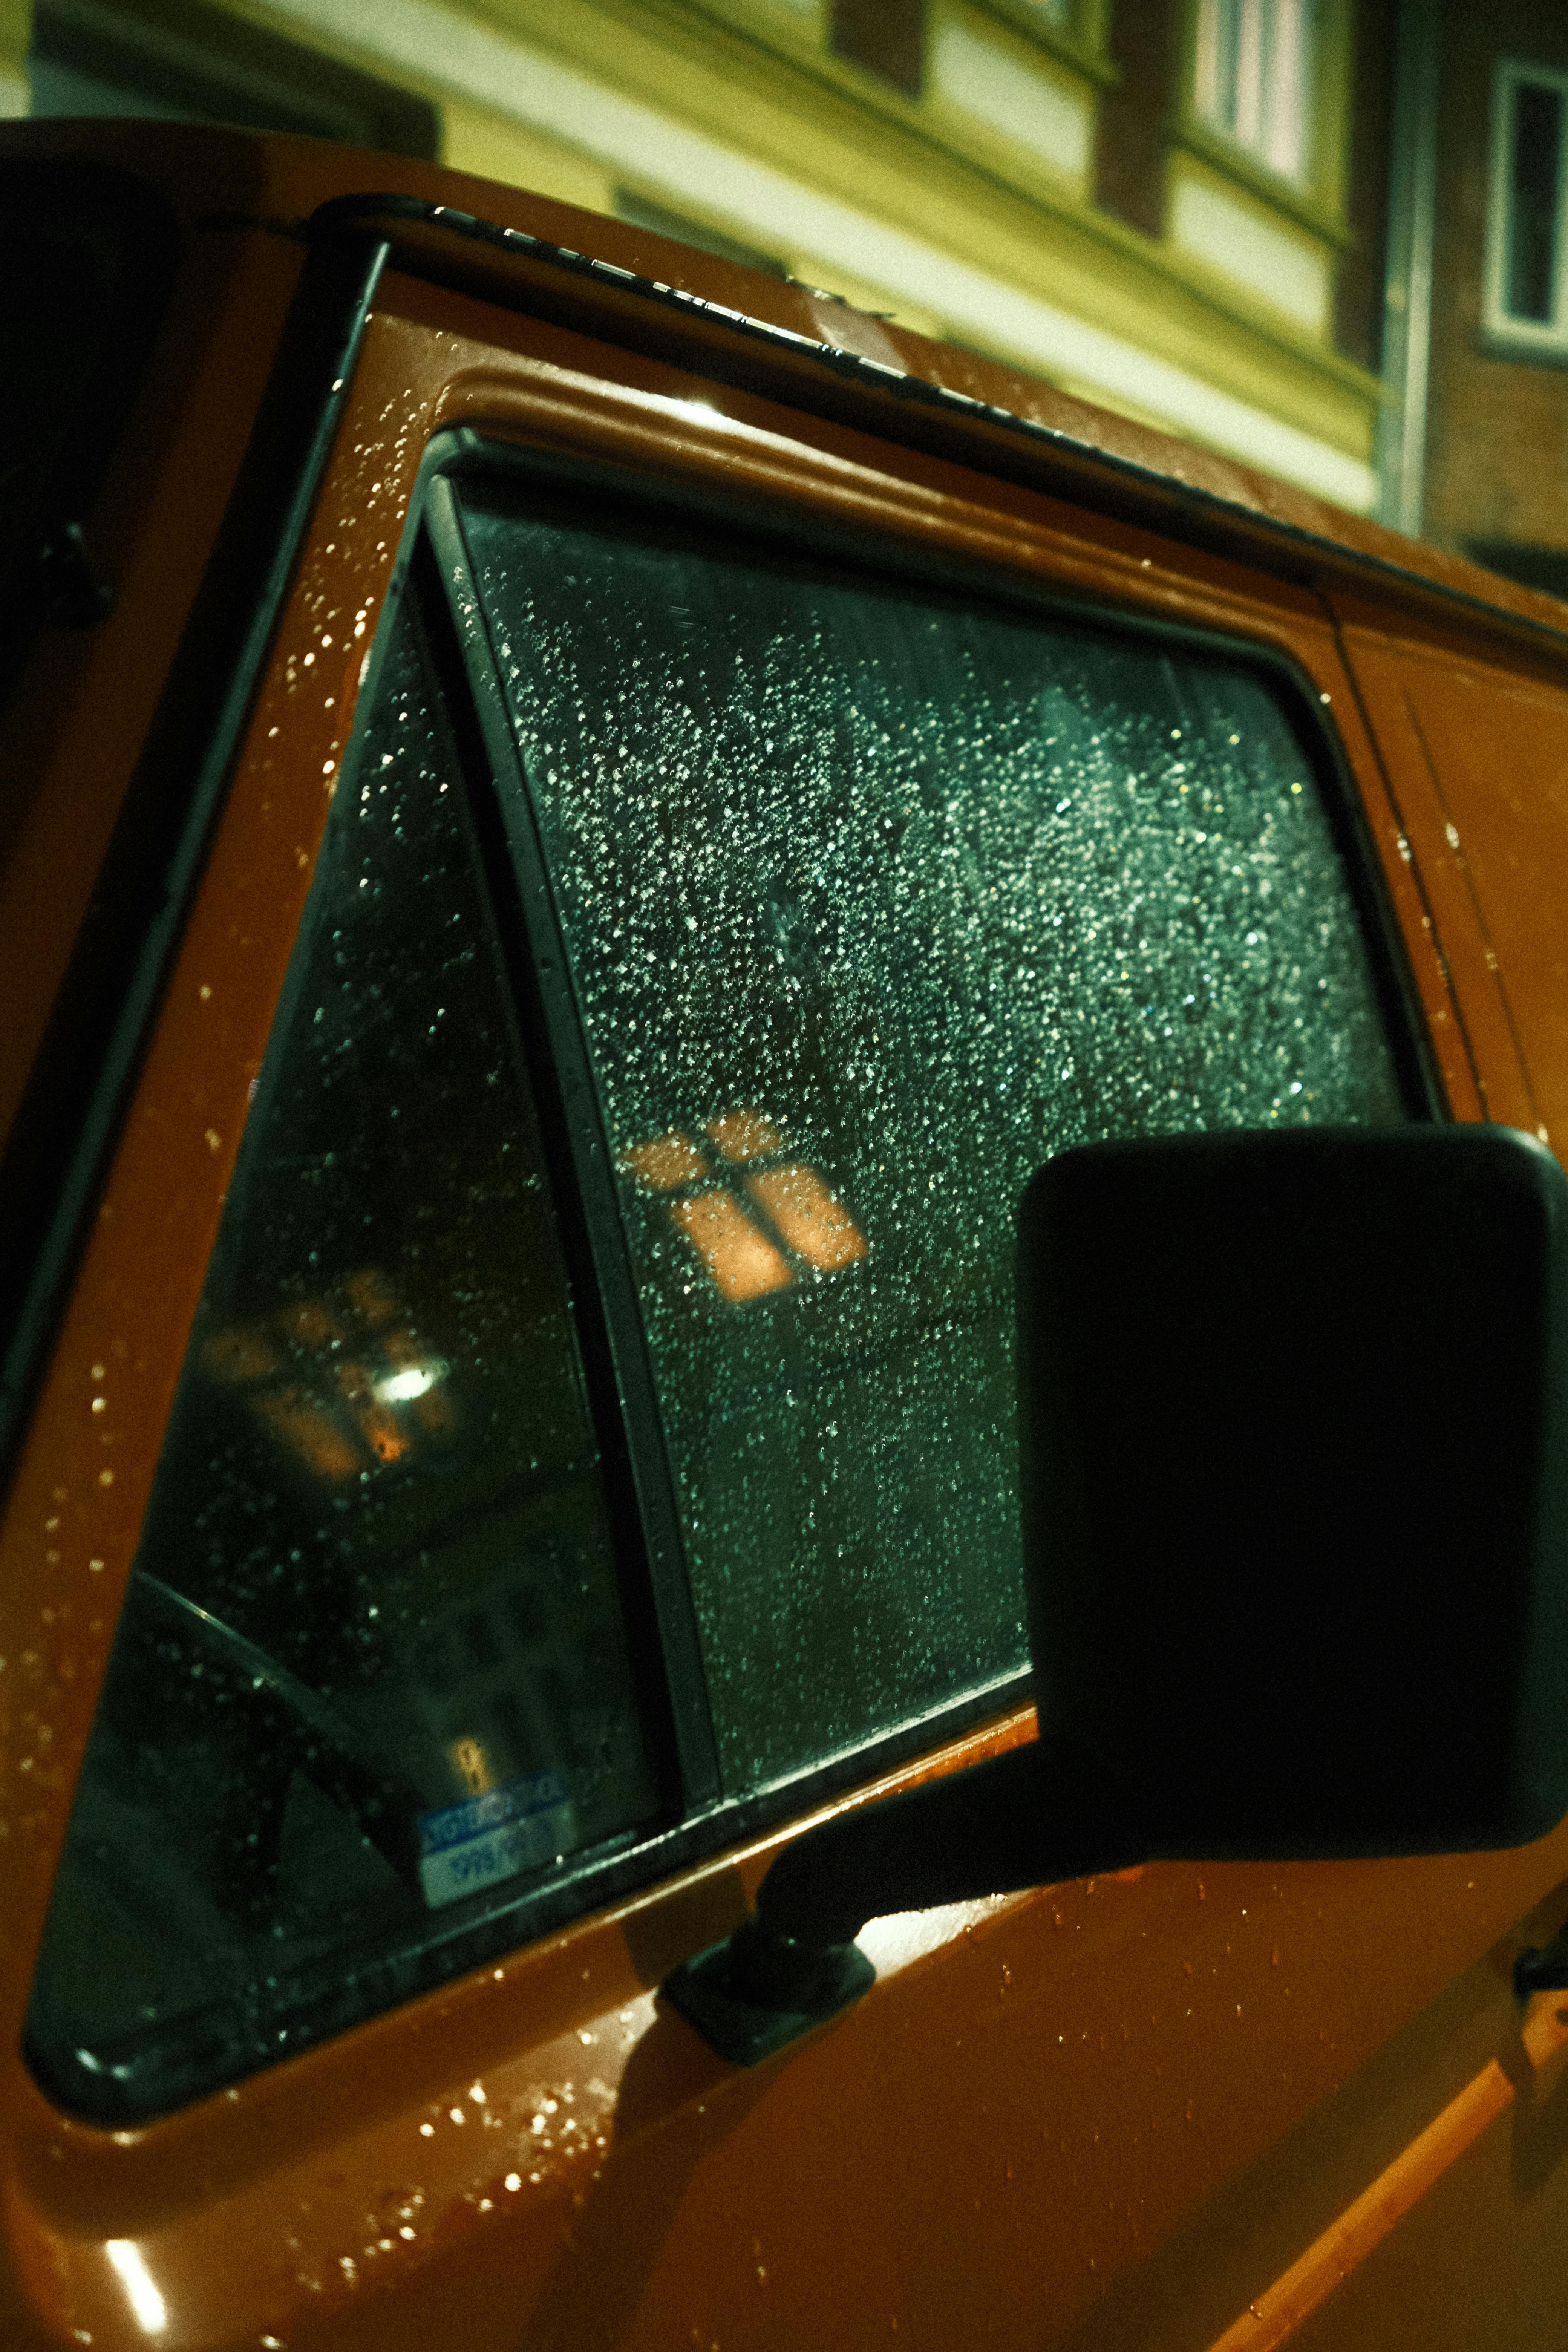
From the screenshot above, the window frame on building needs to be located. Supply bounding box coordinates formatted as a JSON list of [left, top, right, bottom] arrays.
[[1482, 54, 1568, 357], [1174, 0, 1356, 229], [1191, 0, 1320, 189], [26, 0, 439, 157], [1164, 0, 1351, 349]]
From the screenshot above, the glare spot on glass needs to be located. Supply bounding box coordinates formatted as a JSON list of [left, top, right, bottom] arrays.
[[105, 2242, 166, 2335], [374, 1363, 444, 1404]]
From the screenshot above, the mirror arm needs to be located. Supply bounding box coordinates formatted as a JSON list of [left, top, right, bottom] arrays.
[[662, 1735, 1146, 2065], [754, 1735, 1141, 1943]]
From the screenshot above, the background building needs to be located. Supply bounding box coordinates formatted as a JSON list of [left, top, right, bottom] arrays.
[[1412, 0, 1568, 595], [9, 0, 1568, 579]]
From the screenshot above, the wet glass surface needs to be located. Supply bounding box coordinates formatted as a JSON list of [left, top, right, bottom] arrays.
[[463, 480, 1407, 1796], [30, 590, 656, 2110]]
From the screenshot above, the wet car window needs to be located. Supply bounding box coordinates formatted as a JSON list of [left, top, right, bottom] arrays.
[[459, 479, 1409, 1797], [28, 586, 658, 2120]]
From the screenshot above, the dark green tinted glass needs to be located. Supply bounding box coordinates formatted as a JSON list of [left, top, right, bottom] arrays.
[[29, 589, 656, 2119], [1508, 80, 1564, 324], [461, 481, 1407, 1798]]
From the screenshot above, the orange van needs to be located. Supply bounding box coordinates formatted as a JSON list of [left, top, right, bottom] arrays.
[[5, 118, 1568, 2352]]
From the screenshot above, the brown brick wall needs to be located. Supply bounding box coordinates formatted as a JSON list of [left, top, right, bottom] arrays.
[[1095, 0, 1179, 240], [830, 0, 924, 96], [1424, 2, 1568, 562]]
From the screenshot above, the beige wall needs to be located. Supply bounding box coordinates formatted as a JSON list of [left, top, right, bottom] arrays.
[[2, 0, 30, 113], [18, 0, 1386, 509]]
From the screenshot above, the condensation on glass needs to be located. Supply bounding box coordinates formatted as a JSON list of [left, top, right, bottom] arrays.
[[459, 478, 1407, 1799], [29, 592, 656, 2119]]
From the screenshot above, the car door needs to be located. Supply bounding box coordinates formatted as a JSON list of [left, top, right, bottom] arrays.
[[6, 144, 1568, 2352]]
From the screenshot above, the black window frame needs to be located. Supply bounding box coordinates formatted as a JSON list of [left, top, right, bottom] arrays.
[[409, 430, 1441, 1871]]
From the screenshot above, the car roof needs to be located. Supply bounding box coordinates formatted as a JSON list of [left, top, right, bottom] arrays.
[[4, 113, 1565, 661]]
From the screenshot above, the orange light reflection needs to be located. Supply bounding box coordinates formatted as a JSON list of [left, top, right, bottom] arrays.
[[746, 1165, 868, 1272], [622, 1131, 709, 1190], [253, 1388, 362, 1483], [706, 1107, 786, 1162], [668, 1193, 794, 1301]]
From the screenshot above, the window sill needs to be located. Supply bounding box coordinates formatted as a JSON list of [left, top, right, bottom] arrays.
[[967, 0, 1119, 90], [1478, 322, 1568, 370], [1170, 116, 1351, 253]]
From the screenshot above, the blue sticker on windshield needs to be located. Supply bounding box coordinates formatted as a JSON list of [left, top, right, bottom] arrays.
[[416, 1769, 575, 1908]]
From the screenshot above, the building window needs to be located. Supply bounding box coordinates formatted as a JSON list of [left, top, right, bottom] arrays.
[[1193, 0, 1315, 184], [27, 0, 438, 158], [1485, 60, 1568, 349]]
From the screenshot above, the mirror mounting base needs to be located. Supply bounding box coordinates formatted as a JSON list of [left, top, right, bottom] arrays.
[[662, 1921, 876, 2066], [1516, 1923, 1568, 1999]]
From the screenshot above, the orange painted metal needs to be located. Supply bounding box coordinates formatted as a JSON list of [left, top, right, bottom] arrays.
[[1194, 1995, 1568, 2352], [5, 119, 1568, 2352], [1207, 2063, 1518, 2352], [1332, 600, 1568, 1152]]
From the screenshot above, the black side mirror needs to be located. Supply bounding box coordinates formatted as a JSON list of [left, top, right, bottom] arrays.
[[664, 1125, 1568, 2063]]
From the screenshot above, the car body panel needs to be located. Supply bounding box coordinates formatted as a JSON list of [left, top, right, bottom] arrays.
[[1331, 598, 1568, 1146]]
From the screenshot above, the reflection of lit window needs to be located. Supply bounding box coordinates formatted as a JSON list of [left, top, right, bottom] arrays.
[[745, 1164, 868, 1273], [202, 1269, 456, 1481], [1194, 0, 1313, 184], [622, 1110, 867, 1303], [706, 1107, 785, 1161], [668, 1191, 793, 1302], [621, 1131, 707, 1189]]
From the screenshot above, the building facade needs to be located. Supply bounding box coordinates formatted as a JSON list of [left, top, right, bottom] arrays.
[[4, 0, 1402, 517], [1414, 0, 1568, 593]]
